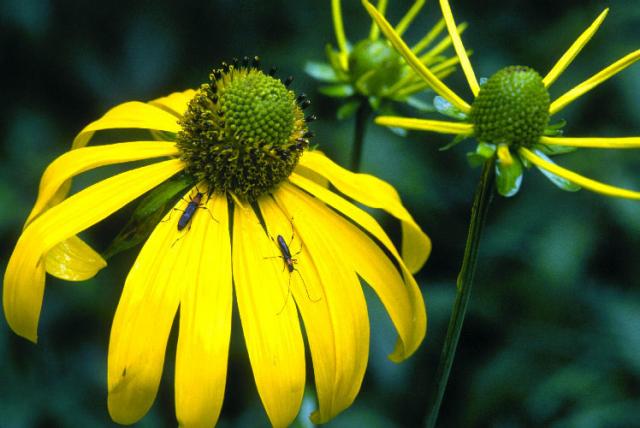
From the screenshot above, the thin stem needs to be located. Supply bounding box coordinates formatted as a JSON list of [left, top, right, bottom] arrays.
[[426, 159, 495, 428], [351, 101, 372, 172]]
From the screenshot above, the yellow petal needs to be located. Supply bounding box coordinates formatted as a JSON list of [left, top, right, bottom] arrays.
[[369, 0, 388, 40], [174, 194, 232, 428], [375, 116, 473, 135], [3, 159, 184, 343], [279, 183, 425, 360], [26, 141, 179, 225], [148, 89, 195, 118], [270, 185, 370, 424], [411, 19, 446, 53], [497, 144, 513, 166], [108, 193, 199, 424], [395, 0, 425, 37], [232, 203, 305, 428], [297, 151, 431, 273], [438, 0, 479, 95], [519, 147, 640, 199], [73, 101, 182, 150], [45, 235, 107, 281], [362, 0, 470, 113], [542, 9, 609, 87], [549, 49, 640, 115], [540, 135, 640, 149]]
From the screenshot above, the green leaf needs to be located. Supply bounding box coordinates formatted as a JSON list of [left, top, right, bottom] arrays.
[[543, 119, 567, 136], [337, 99, 361, 120], [467, 143, 496, 167], [102, 174, 195, 259], [533, 149, 581, 192], [318, 84, 355, 98], [534, 142, 577, 156], [304, 61, 340, 83], [495, 152, 524, 197], [439, 133, 469, 151]]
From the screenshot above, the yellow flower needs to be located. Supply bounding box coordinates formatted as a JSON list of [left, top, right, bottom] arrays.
[[3, 60, 430, 427], [364, 0, 640, 199]]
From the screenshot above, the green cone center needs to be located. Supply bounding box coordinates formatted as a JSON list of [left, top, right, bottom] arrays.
[[177, 64, 310, 201], [470, 66, 550, 148]]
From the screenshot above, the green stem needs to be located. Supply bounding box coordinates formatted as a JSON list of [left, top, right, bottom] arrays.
[[426, 159, 495, 428], [350, 101, 372, 172]]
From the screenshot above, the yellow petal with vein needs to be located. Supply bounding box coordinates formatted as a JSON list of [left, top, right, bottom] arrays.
[[519, 147, 640, 200], [108, 194, 194, 424], [542, 9, 609, 87], [175, 194, 232, 428], [26, 141, 179, 225], [439, 0, 479, 95], [149, 89, 195, 118], [3, 159, 184, 342], [271, 185, 370, 424], [540, 135, 640, 149], [297, 151, 431, 273], [375, 116, 473, 135], [73, 101, 182, 150], [549, 49, 640, 115], [45, 235, 107, 281], [233, 204, 305, 428]]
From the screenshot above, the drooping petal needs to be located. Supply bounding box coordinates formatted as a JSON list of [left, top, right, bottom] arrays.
[[3, 159, 184, 342], [232, 204, 305, 428], [282, 182, 424, 359], [519, 147, 640, 199], [540, 135, 640, 149], [73, 101, 182, 150], [368, 0, 388, 40], [411, 19, 445, 54], [549, 49, 640, 115], [362, 0, 471, 113], [26, 141, 179, 225], [438, 0, 479, 95], [174, 194, 232, 428], [149, 89, 195, 118], [542, 9, 609, 88], [44, 235, 107, 281], [375, 116, 474, 135], [270, 185, 370, 424], [296, 151, 431, 273], [108, 193, 195, 425]]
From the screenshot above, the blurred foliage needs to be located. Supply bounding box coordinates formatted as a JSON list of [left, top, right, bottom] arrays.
[[1, 0, 639, 427]]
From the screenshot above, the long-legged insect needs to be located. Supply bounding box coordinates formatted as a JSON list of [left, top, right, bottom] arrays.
[[167, 188, 216, 247], [264, 221, 320, 313]]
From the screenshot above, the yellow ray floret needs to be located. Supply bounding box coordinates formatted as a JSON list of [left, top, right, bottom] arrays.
[[362, 0, 471, 113], [395, 0, 426, 37], [174, 195, 232, 428], [543, 9, 609, 88], [232, 202, 305, 428], [519, 147, 640, 199], [331, 0, 350, 70], [541, 135, 640, 149], [4, 159, 184, 343], [438, 0, 479, 95], [375, 116, 474, 136], [549, 49, 640, 115]]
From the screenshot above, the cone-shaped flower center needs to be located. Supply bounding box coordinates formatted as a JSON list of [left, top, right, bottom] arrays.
[[470, 66, 550, 148], [177, 62, 311, 201]]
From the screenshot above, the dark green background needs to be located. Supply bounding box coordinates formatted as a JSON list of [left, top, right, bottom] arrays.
[[1, 0, 639, 427]]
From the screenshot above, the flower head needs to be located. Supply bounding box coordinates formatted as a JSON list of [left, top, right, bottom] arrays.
[[3, 58, 430, 426], [365, 0, 640, 198], [306, 0, 463, 119]]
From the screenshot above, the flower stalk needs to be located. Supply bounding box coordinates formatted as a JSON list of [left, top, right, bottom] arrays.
[[426, 158, 494, 428], [351, 101, 372, 171]]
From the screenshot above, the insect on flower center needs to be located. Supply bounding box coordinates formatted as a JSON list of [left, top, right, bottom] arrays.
[[177, 57, 313, 201], [470, 66, 550, 148]]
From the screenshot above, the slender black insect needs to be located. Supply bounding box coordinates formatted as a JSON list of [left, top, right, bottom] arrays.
[[265, 222, 320, 313], [177, 191, 204, 231]]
